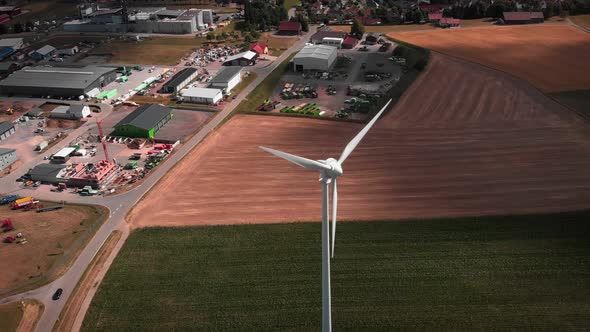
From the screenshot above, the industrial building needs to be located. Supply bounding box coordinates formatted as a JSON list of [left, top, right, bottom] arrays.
[[310, 31, 347, 45], [0, 148, 17, 171], [29, 163, 68, 184], [112, 104, 173, 138], [0, 121, 15, 141], [223, 51, 258, 66], [182, 87, 223, 105], [64, 6, 213, 34], [0, 62, 18, 76], [30, 45, 56, 61], [0, 65, 117, 98], [161, 67, 198, 93], [57, 46, 80, 56], [50, 105, 90, 120], [292, 45, 337, 72], [0, 38, 24, 50], [209, 67, 242, 94]]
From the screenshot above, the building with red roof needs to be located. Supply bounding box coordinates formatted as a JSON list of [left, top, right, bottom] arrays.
[[439, 18, 461, 27], [362, 17, 382, 25], [278, 21, 301, 35], [249, 42, 269, 55], [503, 12, 544, 24], [342, 36, 359, 49], [428, 13, 443, 22]]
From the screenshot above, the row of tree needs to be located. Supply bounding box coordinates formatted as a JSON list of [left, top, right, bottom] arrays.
[[0, 21, 36, 35], [242, 0, 288, 32]]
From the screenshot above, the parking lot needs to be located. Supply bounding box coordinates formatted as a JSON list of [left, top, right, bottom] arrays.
[[268, 44, 402, 119]]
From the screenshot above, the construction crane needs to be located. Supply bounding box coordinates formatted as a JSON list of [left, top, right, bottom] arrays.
[[96, 120, 110, 161]]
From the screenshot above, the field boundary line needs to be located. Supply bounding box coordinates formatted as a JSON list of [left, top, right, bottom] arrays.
[[425, 50, 590, 123]]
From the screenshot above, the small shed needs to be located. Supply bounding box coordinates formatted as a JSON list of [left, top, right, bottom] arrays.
[[57, 46, 79, 56], [50, 105, 90, 120], [0, 121, 16, 141], [249, 42, 269, 55], [31, 45, 56, 61], [26, 108, 43, 117]]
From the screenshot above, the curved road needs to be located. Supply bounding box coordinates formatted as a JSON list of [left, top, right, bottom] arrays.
[[0, 27, 315, 332]]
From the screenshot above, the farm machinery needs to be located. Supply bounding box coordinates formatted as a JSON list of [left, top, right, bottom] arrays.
[[11, 197, 39, 210], [2, 219, 14, 232], [0, 195, 20, 205], [281, 83, 318, 100]]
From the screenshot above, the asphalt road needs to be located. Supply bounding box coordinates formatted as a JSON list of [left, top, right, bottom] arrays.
[[0, 27, 315, 332]]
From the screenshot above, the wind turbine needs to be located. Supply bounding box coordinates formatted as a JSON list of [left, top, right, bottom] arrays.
[[259, 99, 392, 332]]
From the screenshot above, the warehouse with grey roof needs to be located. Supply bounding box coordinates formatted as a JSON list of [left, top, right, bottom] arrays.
[[0, 65, 117, 98], [112, 104, 173, 138]]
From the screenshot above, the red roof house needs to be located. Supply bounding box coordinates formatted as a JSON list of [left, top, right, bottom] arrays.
[[249, 42, 269, 55], [503, 12, 544, 24], [428, 13, 443, 21], [342, 36, 359, 49], [278, 21, 301, 35], [362, 18, 382, 25], [439, 18, 461, 27]]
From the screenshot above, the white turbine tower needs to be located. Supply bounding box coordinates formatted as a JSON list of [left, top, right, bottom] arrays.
[[259, 99, 391, 332]]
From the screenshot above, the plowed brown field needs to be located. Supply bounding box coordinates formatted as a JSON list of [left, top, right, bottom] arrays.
[[129, 54, 590, 228], [390, 25, 590, 93]]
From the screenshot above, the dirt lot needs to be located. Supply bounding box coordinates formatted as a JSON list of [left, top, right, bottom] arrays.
[[0, 101, 39, 123], [261, 32, 301, 56], [390, 25, 590, 93], [569, 14, 590, 28], [0, 203, 107, 295], [90, 37, 207, 66], [128, 53, 590, 228]]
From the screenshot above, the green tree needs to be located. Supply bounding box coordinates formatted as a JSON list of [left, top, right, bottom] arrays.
[[350, 19, 365, 39], [251, 30, 261, 39], [221, 31, 229, 40], [207, 33, 215, 41], [25, 21, 34, 31], [216, 34, 224, 41], [244, 32, 254, 43], [13, 23, 23, 33]]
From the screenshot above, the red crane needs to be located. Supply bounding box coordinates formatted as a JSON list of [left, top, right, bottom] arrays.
[[96, 120, 110, 161]]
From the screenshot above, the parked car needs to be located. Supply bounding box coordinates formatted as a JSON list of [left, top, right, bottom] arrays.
[[52, 288, 63, 300]]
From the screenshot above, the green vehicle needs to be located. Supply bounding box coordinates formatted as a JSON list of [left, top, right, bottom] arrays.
[[124, 161, 138, 170]]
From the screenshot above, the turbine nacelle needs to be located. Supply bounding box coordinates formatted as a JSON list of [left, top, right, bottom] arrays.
[[322, 158, 343, 178]]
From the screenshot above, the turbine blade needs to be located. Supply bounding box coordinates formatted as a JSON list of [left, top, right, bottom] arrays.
[[331, 178, 337, 258], [338, 99, 392, 164], [259, 146, 331, 172]]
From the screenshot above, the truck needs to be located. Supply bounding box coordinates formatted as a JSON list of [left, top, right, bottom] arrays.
[[79, 186, 98, 196], [124, 161, 138, 170], [11, 197, 38, 209], [36, 141, 49, 151], [0, 195, 20, 205]]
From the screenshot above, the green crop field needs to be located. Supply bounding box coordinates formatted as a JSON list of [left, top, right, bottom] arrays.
[[83, 212, 590, 331]]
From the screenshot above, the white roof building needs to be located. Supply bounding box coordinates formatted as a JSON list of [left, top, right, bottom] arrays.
[[292, 45, 338, 72], [181, 87, 223, 105], [50, 105, 90, 120], [0, 38, 24, 50], [209, 67, 242, 94]]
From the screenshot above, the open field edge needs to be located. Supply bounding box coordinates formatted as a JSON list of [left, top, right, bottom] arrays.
[[0, 204, 110, 300]]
